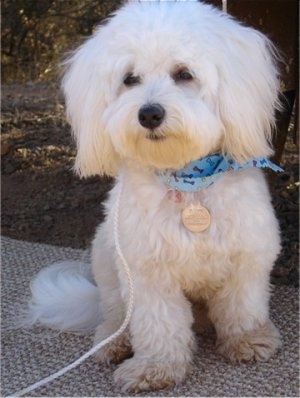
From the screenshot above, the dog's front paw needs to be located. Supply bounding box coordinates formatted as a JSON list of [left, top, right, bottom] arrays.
[[94, 332, 133, 365], [217, 321, 281, 363], [114, 357, 189, 392]]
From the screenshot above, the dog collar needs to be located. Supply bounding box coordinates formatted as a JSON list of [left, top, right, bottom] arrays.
[[157, 153, 283, 193]]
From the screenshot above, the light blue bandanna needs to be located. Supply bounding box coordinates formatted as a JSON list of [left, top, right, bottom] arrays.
[[158, 153, 283, 192]]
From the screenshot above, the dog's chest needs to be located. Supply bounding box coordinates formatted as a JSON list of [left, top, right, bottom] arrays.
[[108, 167, 277, 293], [118, 203, 230, 293], [115, 179, 236, 286]]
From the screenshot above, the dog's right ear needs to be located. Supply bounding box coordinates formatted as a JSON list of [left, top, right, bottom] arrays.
[[62, 34, 120, 177]]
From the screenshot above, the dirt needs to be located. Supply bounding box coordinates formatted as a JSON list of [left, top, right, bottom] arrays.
[[1, 83, 113, 249], [1, 82, 299, 286]]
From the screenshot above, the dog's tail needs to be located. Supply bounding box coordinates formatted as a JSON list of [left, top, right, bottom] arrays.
[[19, 261, 102, 334]]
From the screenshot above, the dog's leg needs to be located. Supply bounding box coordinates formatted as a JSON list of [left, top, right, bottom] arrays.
[[208, 256, 280, 363], [114, 279, 195, 392], [92, 229, 133, 364], [93, 288, 132, 366]]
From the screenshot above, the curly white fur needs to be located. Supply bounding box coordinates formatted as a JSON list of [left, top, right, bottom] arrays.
[[26, 0, 282, 392]]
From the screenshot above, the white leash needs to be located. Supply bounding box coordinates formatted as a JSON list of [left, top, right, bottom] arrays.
[[222, 0, 227, 13], [9, 180, 134, 397]]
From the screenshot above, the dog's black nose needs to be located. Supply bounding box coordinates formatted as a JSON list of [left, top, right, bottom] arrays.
[[138, 104, 165, 129]]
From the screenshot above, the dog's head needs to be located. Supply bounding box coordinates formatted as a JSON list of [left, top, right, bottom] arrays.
[[62, 0, 280, 177]]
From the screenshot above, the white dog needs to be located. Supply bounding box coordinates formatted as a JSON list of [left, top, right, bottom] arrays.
[[26, 0, 283, 392]]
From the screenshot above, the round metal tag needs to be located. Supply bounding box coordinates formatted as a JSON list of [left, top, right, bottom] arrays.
[[181, 203, 211, 232]]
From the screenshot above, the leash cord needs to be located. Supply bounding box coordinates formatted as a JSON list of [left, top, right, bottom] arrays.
[[9, 180, 134, 397], [222, 0, 227, 13]]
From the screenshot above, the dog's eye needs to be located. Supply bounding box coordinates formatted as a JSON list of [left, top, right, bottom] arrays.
[[173, 69, 194, 83], [123, 73, 141, 86]]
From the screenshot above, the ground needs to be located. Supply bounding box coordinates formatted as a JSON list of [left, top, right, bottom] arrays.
[[1, 82, 299, 286]]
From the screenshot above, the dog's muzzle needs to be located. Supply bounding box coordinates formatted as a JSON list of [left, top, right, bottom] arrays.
[[138, 103, 165, 130]]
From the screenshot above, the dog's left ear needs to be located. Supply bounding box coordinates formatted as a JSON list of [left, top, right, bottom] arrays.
[[217, 24, 281, 161], [62, 34, 120, 177]]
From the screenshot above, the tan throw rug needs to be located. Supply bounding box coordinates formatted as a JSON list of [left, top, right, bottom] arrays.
[[1, 236, 299, 397]]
